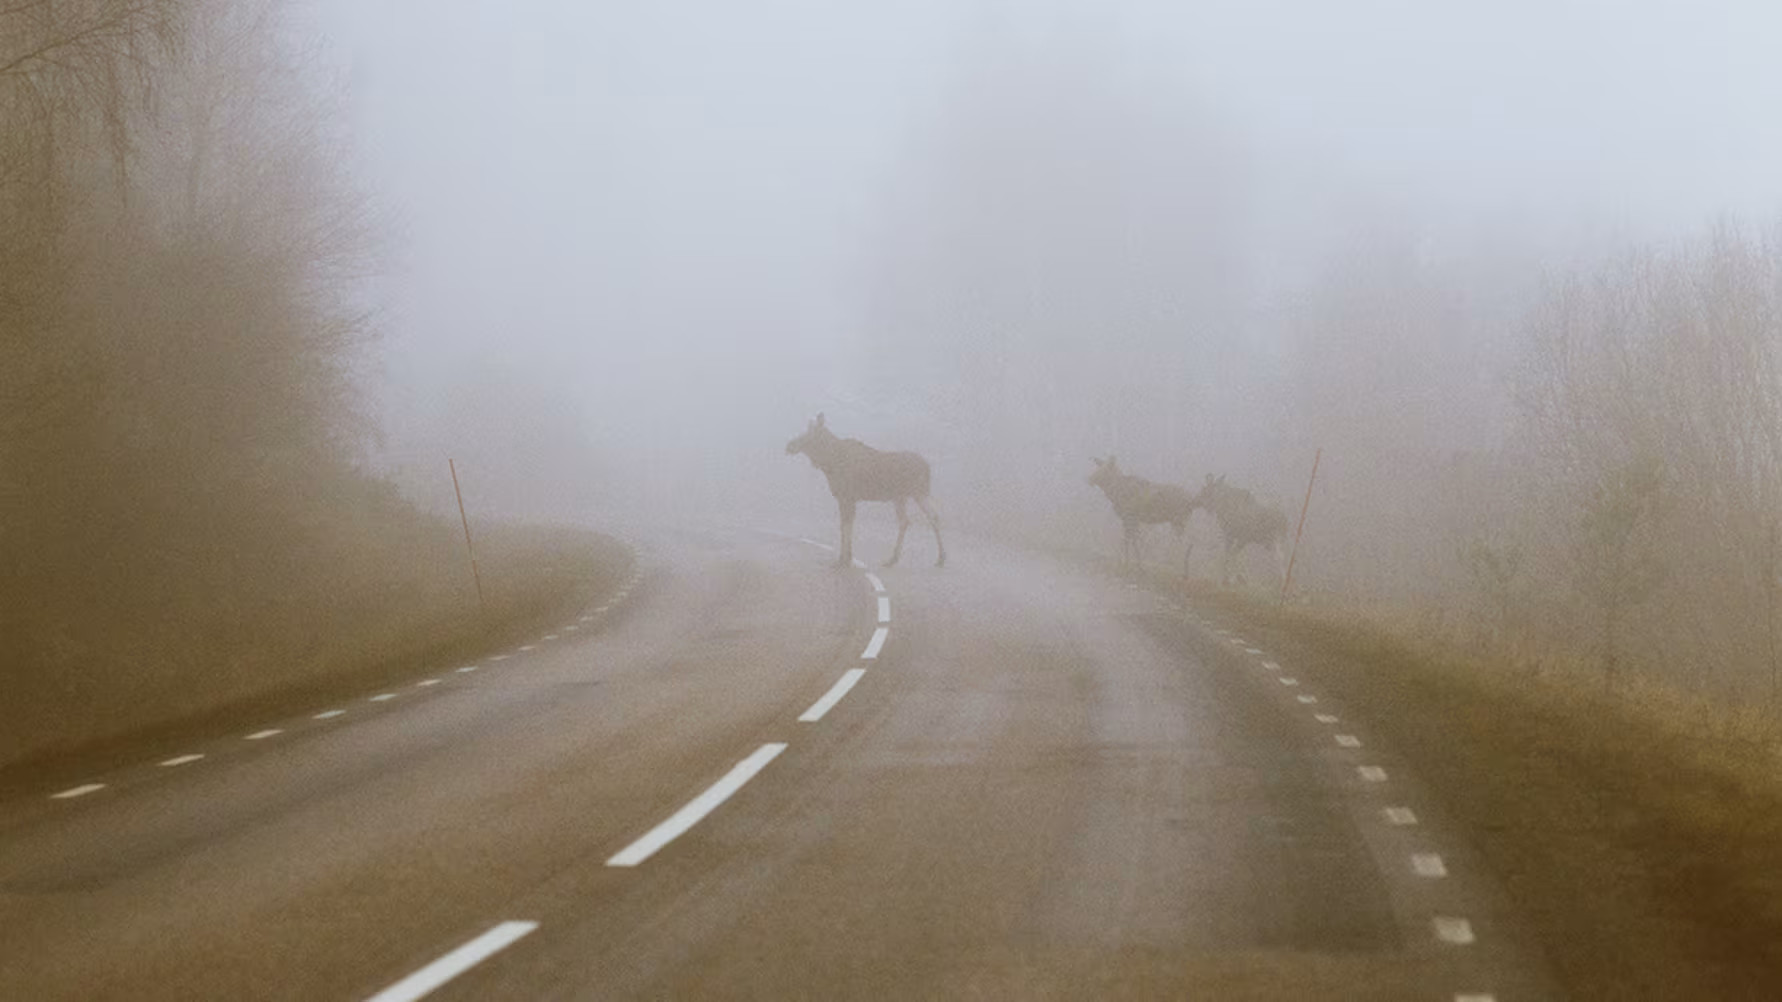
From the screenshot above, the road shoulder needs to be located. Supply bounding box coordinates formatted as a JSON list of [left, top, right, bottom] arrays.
[[1182, 584, 1782, 1002]]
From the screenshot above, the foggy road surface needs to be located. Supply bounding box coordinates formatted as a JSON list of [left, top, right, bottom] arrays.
[[0, 527, 1553, 1001]]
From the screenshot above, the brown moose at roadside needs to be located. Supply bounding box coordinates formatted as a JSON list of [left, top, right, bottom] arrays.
[[786, 413, 946, 569]]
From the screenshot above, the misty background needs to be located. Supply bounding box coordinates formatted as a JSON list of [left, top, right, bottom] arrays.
[[317, 0, 1782, 694], [9, 0, 1782, 760]]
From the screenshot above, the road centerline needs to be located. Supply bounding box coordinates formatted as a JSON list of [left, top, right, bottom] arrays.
[[861, 627, 888, 660], [363, 920, 539, 1002], [799, 669, 867, 723], [607, 743, 789, 867]]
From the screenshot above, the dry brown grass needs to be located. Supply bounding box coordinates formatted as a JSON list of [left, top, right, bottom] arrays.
[[0, 518, 629, 779], [1176, 578, 1782, 1001]]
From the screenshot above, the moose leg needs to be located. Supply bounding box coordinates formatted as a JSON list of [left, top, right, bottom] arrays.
[[886, 497, 910, 567], [837, 497, 857, 568], [916, 495, 946, 567]]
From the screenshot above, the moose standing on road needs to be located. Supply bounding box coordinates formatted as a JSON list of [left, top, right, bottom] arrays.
[[786, 413, 946, 569], [1192, 474, 1288, 585], [1086, 456, 1197, 575]]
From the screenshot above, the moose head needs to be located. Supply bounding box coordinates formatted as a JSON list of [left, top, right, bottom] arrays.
[[786, 412, 833, 457], [1087, 455, 1121, 489]]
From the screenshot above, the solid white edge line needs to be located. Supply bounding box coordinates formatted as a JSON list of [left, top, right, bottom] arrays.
[[606, 743, 787, 867], [799, 669, 867, 722], [861, 626, 888, 660], [51, 783, 105, 800], [877, 596, 891, 623], [363, 920, 539, 1002], [866, 573, 885, 593]]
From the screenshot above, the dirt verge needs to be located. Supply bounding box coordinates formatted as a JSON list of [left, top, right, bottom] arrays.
[[1181, 582, 1782, 1002], [1, 523, 630, 794]]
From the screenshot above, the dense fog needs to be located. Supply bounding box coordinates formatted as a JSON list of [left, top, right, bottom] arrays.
[[10, 0, 1782, 737]]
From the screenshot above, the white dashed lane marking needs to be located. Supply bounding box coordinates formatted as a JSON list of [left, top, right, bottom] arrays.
[[799, 669, 866, 723], [1412, 853, 1449, 878], [542, 634, 559, 641], [364, 920, 539, 1002], [245, 729, 282, 740], [607, 743, 788, 867], [1278, 677, 1300, 686], [314, 709, 346, 720], [456, 666, 478, 674], [1383, 806, 1419, 826], [1358, 766, 1389, 782], [50, 784, 105, 800], [1262, 661, 1281, 672], [1455, 994, 1498, 1002], [489, 654, 510, 663], [159, 754, 204, 767], [861, 627, 888, 660], [369, 693, 396, 703], [877, 596, 891, 623], [418, 679, 441, 687], [866, 573, 885, 593], [517, 645, 537, 653], [1315, 713, 1339, 724], [1244, 647, 1263, 655], [1335, 734, 1362, 748], [1297, 694, 1318, 704], [1433, 916, 1476, 945]]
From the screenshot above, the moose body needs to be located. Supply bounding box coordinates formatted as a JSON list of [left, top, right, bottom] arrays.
[[1193, 474, 1288, 585], [1087, 456, 1196, 574], [787, 414, 945, 568]]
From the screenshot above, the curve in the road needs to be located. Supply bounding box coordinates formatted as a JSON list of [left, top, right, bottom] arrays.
[[39, 549, 651, 805], [1185, 605, 1505, 1002]]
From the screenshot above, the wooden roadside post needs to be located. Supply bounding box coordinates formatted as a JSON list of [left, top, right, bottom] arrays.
[[449, 458, 486, 612], [1280, 447, 1322, 604]]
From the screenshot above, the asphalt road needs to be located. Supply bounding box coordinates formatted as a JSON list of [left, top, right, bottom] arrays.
[[0, 524, 1556, 1000]]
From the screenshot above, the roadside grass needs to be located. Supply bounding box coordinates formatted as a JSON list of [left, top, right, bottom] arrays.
[[1173, 577, 1782, 1001], [1, 520, 629, 785]]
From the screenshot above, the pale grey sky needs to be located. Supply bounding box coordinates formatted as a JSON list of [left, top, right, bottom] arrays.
[[303, 0, 1782, 515]]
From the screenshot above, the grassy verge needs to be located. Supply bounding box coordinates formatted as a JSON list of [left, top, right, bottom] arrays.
[[1, 521, 630, 790], [1173, 579, 1782, 1001]]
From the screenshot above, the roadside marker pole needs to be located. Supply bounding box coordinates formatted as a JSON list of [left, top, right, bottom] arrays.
[[1280, 447, 1321, 603], [450, 458, 486, 611]]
